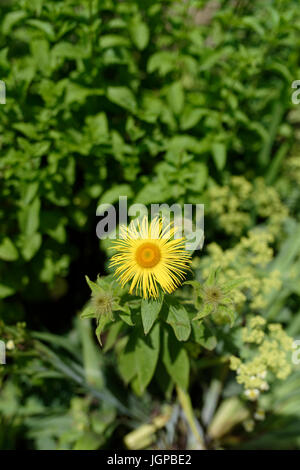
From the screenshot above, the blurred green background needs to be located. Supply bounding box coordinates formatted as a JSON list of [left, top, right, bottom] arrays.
[[1, 0, 300, 450]]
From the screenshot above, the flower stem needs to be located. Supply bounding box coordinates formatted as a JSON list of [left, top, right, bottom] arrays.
[[176, 385, 206, 450]]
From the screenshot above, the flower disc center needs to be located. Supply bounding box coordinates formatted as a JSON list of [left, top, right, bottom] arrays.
[[135, 242, 161, 268]]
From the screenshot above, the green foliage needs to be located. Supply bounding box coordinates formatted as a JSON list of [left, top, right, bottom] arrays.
[[1, 0, 299, 316], [166, 305, 191, 341], [83, 271, 222, 398], [141, 297, 163, 335], [1, 0, 300, 451], [0, 319, 124, 449]]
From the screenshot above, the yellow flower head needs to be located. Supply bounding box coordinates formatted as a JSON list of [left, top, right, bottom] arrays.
[[109, 216, 191, 299]]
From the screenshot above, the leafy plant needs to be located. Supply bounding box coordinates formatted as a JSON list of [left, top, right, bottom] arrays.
[[1, 0, 300, 450]]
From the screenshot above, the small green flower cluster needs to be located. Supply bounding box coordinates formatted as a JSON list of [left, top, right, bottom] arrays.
[[230, 316, 293, 401], [207, 176, 288, 237], [198, 230, 282, 312], [208, 176, 252, 236]]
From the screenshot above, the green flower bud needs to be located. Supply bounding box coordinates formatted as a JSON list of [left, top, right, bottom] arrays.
[[91, 291, 114, 318]]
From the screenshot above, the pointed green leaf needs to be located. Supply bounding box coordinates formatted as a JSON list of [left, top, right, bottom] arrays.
[[205, 268, 220, 286], [0, 237, 18, 261], [107, 86, 137, 113], [95, 314, 110, 346], [21, 232, 42, 260], [167, 81, 184, 115], [135, 323, 160, 394], [221, 278, 246, 293], [19, 197, 40, 236], [184, 280, 201, 290], [166, 305, 191, 341], [193, 303, 214, 321], [79, 318, 104, 389], [85, 275, 102, 295], [141, 297, 163, 334], [212, 143, 227, 171], [118, 332, 138, 384], [129, 19, 149, 50], [0, 284, 15, 299], [103, 321, 123, 353], [191, 322, 217, 351], [162, 327, 189, 390], [117, 304, 135, 326], [80, 303, 96, 319]]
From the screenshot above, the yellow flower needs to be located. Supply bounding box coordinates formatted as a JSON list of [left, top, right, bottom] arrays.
[[109, 216, 191, 299]]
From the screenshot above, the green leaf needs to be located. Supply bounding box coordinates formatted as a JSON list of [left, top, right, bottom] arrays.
[[118, 333, 138, 384], [191, 322, 217, 351], [0, 284, 15, 299], [19, 197, 41, 236], [135, 323, 160, 394], [155, 361, 174, 398], [147, 51, 176, 75], [212, 143, 227, 171], [21, 233, 42, 260], [107, 86, 137, 113], [85, 112, 109, 144], [73, 433, 104, 451], [91, 407, 116, 434], [166, 305, 191, 341], [135, 181, 173, 205], [85, 275, 102, 295], [141, 297, 163, 335], [98, 184, 133, 206], [95, 314, 110, 346], [162, 327, 189, 390], [129, 20, 149, 50], [13, 123, 39, 139], [80, 303, 96, 319], [193, 303, 214, 321], [117, 305, 135, 326], [52, 42, 88, 60], [2, 11, 27, 35], [206, 268, 220, 286], [0, 237, 18, 261], [221, 278, 246, 294], [265, 141, 290, 185], [167, 82, 184, 115], [103, 322, 123, 353], [180, 108, 207, 130], [184, 280, 201, 290], [79, 318, 104, 389], [242, 16, 265, 37], [26, 19, 55, 40], [99, 34, 130, 49], [184, 162, 208, 193], [258, 99, 284, 167], [22, 181, 39, 205]]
